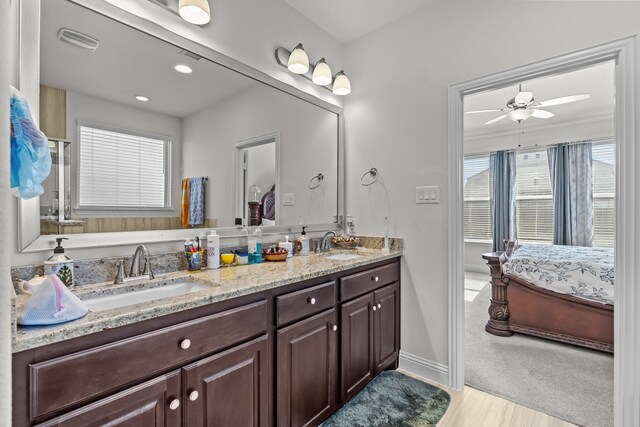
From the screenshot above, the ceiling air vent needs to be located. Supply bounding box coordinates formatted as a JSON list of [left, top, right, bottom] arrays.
[[57, 28, 100, 51]]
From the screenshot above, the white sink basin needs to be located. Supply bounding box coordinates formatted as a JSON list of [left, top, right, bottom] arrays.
[[82, 281, 210, 312], [325, 253, 364, 261]]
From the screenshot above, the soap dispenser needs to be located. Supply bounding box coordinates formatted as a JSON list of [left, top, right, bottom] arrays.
[[296, 226, 310, 256], [44, 237, 74, 289], [248, 227, 263, 264]]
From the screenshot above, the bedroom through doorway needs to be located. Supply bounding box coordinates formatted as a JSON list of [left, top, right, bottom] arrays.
[[461, 61, 615, 427]]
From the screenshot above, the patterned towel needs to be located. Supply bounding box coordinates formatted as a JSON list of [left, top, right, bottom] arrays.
[[188, 177, 205, 226]]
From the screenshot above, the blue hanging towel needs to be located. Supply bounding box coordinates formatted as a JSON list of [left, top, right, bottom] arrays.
[[188, 177, 205, 226], [10, 87, 51, 199]]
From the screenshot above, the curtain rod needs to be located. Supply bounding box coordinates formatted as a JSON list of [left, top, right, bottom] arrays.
[[466, 137, 614, 157]]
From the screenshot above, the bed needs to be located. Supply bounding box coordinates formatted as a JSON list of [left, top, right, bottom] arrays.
[[482, 244, 614, 353]]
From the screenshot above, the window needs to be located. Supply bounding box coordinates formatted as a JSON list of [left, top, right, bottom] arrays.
[[515, 149, 553, 244], [464, 155, 492, 241], [592, 142, 615, 247], [78, 124, 171, 210]]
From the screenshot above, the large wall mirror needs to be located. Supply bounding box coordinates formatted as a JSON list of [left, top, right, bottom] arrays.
[[18, 0, 341, 251]]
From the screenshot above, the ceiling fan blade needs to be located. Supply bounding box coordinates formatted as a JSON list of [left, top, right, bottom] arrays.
[[534, 94, 590, 108], [465, 108, 507, 114], [531, 109, 554, 119], [484, 114, 508, 125], [514, 91, 533, 105]]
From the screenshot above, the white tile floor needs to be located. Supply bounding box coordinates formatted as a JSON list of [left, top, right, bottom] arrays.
[[464, 272, 489, 302]]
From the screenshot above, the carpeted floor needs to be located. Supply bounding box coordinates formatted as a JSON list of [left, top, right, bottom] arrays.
[[465, 284, 614, 427], [321, 370, 450, 426]]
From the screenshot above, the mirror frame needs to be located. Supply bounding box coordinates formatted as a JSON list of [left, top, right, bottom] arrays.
[[16, 0, 345, 253]]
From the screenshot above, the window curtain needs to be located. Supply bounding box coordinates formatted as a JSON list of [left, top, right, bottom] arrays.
[[490, 150, 517, 252], [547, 141, 593, 246]]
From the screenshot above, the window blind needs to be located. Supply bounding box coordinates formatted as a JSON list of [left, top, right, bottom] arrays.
[[515, 149, 553, 244], [464, 155, 492, 240], [78, 125, 171, 209], [592, 142, 615, 247]]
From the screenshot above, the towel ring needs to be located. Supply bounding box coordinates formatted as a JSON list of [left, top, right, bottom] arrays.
[[360, 168, 379, 186], [308, 173, 324, 189]]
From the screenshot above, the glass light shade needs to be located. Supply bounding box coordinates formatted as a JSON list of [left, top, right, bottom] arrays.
[[507, 108, 534, 122], [332, 71, 351, 96], [312, 58, 332, 86], [287, 44, 309, 74], [179, 0, 211, 25], [249, 185, 262, 203]]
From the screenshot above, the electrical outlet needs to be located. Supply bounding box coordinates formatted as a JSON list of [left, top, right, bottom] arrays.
[[282, 193, 295, 206], [416, 186, 440, 204]]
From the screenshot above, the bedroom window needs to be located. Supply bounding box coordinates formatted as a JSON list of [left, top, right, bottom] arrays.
[[592, 142, 615, 247], [515, 149, 553, 244], [78, 123, 172, 210], [463, 155, 492, 241]]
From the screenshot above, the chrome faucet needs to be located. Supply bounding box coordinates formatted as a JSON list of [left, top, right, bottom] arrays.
[[129, 245, 154, 280], [319, 231, 337, 253]]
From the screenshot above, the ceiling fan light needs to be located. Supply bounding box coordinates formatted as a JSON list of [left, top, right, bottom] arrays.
[[332, 70, 351, 96], [507, 109, 534, 122], [178, 0, 211, 25], [288, 43, 309, 74], [312, 58, 333, 86]]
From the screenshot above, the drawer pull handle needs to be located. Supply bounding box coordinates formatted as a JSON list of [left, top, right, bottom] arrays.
[[308, 297, 316, 305], [378, 303, 382, 309], [180, 339, 192, 350], [373, 276, 379, 282], [189, 390, 199, 401], [169, 399, 180, 410], [372, 305, 377, 311], [330, 324, 338, 332]]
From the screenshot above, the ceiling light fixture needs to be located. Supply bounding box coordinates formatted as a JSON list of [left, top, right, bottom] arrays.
[[312, 58, 332, 86], [174, 64, 193, 74], [507, 108, 534, 122], [135, 95, 150, 102], [332, 71, 351, 96], [178, 0, 211, 25], [287, 43, 309, 74]]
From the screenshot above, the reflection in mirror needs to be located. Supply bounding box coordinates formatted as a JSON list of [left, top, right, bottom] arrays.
[[37, 0, 338, 235]]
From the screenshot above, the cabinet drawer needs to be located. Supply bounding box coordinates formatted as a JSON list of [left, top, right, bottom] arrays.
[[276, 281, 336, 326], [340, 262, 399, 302], [29, 300, 267, 421]]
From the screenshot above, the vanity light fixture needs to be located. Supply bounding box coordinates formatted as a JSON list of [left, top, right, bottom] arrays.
[[135, 95, 150, 102], [287, 43, 310, 74], [174, 64, 193, 74], [332, 71, 351, 96], [312, 58, 332, 86], [178, 0, 211, 25]]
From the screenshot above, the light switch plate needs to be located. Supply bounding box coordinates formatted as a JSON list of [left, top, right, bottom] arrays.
[[282, 193, 295, 206], [416, 186, 440, 204]]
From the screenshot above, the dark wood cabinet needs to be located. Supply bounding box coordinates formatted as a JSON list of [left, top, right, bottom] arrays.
[[340, 292, 374, 401], [277, 309, 338, 427], [374, 282, 400, 374], [35, 371, 182, 427], [183, 336, 269, 427]]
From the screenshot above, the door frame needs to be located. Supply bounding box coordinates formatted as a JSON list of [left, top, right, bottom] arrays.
[[447, 36, 639, 427]]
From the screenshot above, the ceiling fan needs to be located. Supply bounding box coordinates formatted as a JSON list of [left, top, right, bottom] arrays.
[[466, 85, 590, 125]]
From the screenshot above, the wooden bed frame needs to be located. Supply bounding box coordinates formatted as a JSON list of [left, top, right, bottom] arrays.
[[482, 252, 614, 353]]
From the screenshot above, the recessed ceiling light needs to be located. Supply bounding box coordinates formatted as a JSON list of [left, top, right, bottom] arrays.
[[135, 95, 150, 102], [174, 64, 193, 74]]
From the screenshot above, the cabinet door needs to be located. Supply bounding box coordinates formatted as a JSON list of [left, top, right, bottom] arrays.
[[340, 292, 374, 402], [374, 282, 400, 374], [277, 309, 338, 427], [35, 371, 181, 427], [182, 335, 270, 427]]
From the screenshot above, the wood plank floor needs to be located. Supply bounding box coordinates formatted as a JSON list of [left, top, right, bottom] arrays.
[[399, 371, 576, 427]]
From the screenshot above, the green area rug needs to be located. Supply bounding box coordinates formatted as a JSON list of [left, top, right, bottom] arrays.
[[322, 370, 450, 427]]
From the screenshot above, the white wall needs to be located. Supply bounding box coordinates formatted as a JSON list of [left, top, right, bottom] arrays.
[[343, 0, 640, 369], [182, 83, 338, 227], [65, 91, 183, 217]]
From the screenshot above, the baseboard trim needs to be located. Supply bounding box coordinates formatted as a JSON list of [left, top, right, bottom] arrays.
[[464, 264, 487, 274], [398, 351, 449, 387]]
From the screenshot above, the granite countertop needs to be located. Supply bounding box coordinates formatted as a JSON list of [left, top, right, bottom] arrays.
[[13, 248, 402, 353]]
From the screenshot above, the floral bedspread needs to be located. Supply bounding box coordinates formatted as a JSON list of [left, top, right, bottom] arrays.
[[503, 244, 614, 305]]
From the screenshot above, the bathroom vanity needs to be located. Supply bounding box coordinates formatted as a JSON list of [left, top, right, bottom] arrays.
[[12, 250, 401, 426]]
